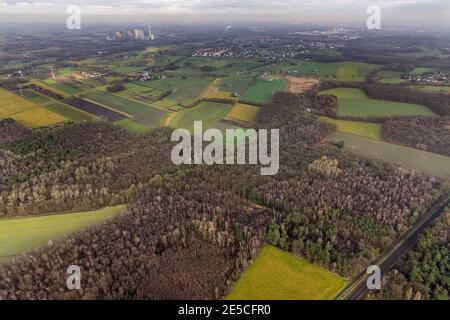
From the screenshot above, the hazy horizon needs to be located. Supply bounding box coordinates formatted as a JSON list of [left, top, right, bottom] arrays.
[[0, 0, 449, 28]]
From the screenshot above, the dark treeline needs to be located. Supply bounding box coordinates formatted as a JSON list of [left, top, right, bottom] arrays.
[[363, 84, 450, 117], [0, 91, 447, 299], [383, 117, 450, 156], [0, 119, 30, 145]]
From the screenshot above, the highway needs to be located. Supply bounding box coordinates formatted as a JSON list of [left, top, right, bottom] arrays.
[[336, 193, 450, 300]]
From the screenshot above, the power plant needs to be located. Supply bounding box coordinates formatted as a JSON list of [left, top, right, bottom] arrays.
[[107, 18, 156, 41]]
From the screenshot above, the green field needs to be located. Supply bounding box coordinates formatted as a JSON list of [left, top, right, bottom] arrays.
[[240, 79, 286, 105], [139, 77, 212, 108], [320, 117, 382, 140], [332, 132, 450, 178], [168, 101, 233, 132], [110, 66, 142, 74], [42, 79, 80, 95], [44, 102, 95, 122], [378, 71, 405, 84], [287, 61, 378, 81], [0, 88, 67, 127], [20, 89, 94, 122], [409, 67, 434, 75], [225, 103, 260, 123], [115, 118, 150, 134], [117, 83, 165, 104], [0, 206, 125, 261], [220, 75, 253, 95], [140, 77, 210, 92], [226, 245, 347, 300], [82, 91, 169, 128], [319, 88, 435, 117]]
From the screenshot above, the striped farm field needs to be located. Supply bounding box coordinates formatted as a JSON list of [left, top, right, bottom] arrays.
[[82, 91, 169, 128], [224, 103, 260, 123], [167, 101, 233, 132], [202, 79, 234, 101], [0, 88, 67, 127], [0, 88, 37, 117], [63, 97, 126, 122], [240, 79, 286, 105], [42, 79, 81, 95], [19, 89, 94, 122], [43, 102, 94, 122], [287, 61, 378, 82], [319, 88, 435, 117], [226, 245, 347, 300]]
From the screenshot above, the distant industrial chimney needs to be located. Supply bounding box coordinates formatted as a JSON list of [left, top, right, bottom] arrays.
[[148, 16, 155, 40]]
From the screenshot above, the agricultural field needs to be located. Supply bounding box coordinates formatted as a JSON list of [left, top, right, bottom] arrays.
[[320, 117, 382, 140], [109, 65, 142, 74], [63, 97, 126, 121], [183, 57, 262, 70], [0, 88, 66, 127], [117, 83, 165, 104], [377, 71, 405, 84], [219, 75, 253, 95], [82, 91, 169, 128], [42, 79, 81, 95], [10, 107, 67, 128], [20, 89, 52, 105], [331, 132, 450, 178], [409, 67, 434, 75], [167, 101, 233, 132], [140, 77, 209, 92], [319, 88, 435, 117], [43, 102, 94, 122], [240, 78, 286, 105], [226, 245, 347, 300], [30, 81, 71, 98], [19, 89, 94, 122], [285, 76, 320, 93], [202, 79, 234, 100], [0, 206, 124, 261], [140, 77, 212, 109], [115, 119, 149, 134], [224, 103, 260, 124], [287, 61, 378, 81], [0, 88, 38, 117]]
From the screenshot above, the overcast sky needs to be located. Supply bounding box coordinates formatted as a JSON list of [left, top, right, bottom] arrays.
[[0, 0, 449, 27]]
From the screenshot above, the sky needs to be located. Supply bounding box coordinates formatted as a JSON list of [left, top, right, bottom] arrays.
[[0, 0, 449, 27]]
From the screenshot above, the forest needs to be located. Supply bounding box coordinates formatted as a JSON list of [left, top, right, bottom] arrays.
[[383, 117, 450, 156], [0, 91, 448, 299], [372, 209, 450, 300]]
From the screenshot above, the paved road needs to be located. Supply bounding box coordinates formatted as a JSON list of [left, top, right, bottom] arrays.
[[336, 193, 450, 300]]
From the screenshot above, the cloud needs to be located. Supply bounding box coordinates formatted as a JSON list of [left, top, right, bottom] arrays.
[[0, 0, 448, 26]]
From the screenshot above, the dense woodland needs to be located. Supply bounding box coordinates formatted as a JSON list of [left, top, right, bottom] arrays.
[[372, 210, 450, 300], [0, 119, 30, 145], [0, 91, 448, 299], [383, 117, 450, 156]]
